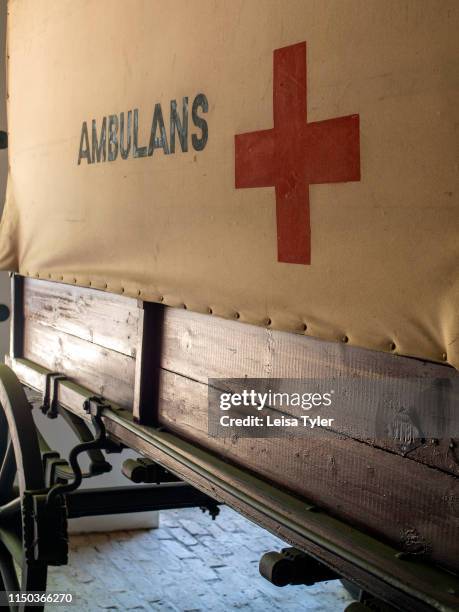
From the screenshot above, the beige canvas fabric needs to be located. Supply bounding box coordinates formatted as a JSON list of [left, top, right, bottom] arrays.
[[1, 0, 458, 368]]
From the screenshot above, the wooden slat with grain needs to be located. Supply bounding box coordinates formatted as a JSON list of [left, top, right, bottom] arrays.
[[23, 278, 140, 357], [157, 368, 459, 572], [23, 320, 135, 408], [158, 307, 459, 475], [160, 306, 453, 382]]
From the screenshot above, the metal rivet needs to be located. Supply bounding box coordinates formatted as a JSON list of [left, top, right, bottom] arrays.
[[235, 312, 240, 319], [390, 342, 396, 351], [208, 307, 213, 315], [442, 352, 447, 361], [266, 318, 272, 326], [158, 296, 164, 302], [342, 335, 349, 343], [302, 323, 307, 332]]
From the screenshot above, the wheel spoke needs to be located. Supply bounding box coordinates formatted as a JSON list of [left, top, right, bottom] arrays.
[[0, 441, 17, 504], [0, 527, 22, 566], [0, 497, 21, 521], [0, 408, 8, 464], [0, 366, 50, 609], [0, 540, 20, 591]]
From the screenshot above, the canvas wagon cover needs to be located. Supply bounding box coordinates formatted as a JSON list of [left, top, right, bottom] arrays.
[[0, 0, 458, 368]]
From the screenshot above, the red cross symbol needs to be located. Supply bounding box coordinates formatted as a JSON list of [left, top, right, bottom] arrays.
[[235, 41, 360, 265]]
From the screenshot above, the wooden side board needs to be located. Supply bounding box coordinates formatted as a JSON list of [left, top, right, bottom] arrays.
[[157, 369, 459, 571], [18, 277, 139, 409], [15, 276, 459, 572], [158, 307, 459, 475]]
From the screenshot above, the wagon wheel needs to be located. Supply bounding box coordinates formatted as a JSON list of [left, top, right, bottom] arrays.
[[0, 365, 48, 611]]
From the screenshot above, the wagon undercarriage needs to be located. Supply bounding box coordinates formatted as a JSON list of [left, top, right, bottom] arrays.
[[0, 365, 219, 612], [0, 355, 456, 612]]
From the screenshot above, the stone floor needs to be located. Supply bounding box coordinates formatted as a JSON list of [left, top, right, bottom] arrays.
[[48, 506, 353, 611]]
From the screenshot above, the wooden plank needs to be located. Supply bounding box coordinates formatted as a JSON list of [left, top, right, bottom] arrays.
[[23, 320, 135, 408], [22, 277, 140, 357], [133, 302, 165, 425], [157, 369, 459, 572], [160, 306, 454, 381], [158, 307, 459, 475]]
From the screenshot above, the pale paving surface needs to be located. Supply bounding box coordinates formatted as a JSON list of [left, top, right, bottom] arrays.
[[47, 506, 353, 611]]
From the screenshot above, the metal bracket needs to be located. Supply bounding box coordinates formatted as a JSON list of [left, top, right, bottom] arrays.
[[22, 490, 68, 566], [121, 457, 220, 519], [48, 374, 67, 419], [200, 502, 220, 520], [259, 547, 338, 587], [40, 372, 66, 418], [46, 395, 115, 505], [122, 458, 181, 484]]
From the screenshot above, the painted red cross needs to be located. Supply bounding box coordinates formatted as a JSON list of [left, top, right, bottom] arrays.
[[235, 41, 360, 265]]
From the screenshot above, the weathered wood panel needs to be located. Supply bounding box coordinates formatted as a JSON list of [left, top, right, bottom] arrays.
[[14, 278, 459, 572], [160, 307, 452, 380], [23, 320, 135, 408], [21, 278, 140, 409], [158, 307, 459, 476], [23, 278, 140, 357], [157, 369, 459, 572]]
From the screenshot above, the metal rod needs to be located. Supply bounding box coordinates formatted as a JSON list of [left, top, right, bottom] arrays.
[[66, 484, 219, 519]]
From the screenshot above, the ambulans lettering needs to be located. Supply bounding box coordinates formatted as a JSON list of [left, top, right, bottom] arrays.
[[78, 94, 208, 164]]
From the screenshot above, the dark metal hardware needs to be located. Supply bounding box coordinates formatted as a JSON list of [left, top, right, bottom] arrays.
[[47, 374, 67, 419], [46, 397, 114, 505], [66, 484, 220, 519], [0, 131, 7, 149], [259, 547, 338, 587], [22, 491, 68, 566], [344, 596, 400, 611], [40, 372, 65, 416], [0, 304, 10, 322], [58, 407, 115, 475], [122, 457, 181, 484], [200, 503, 220, 520]]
